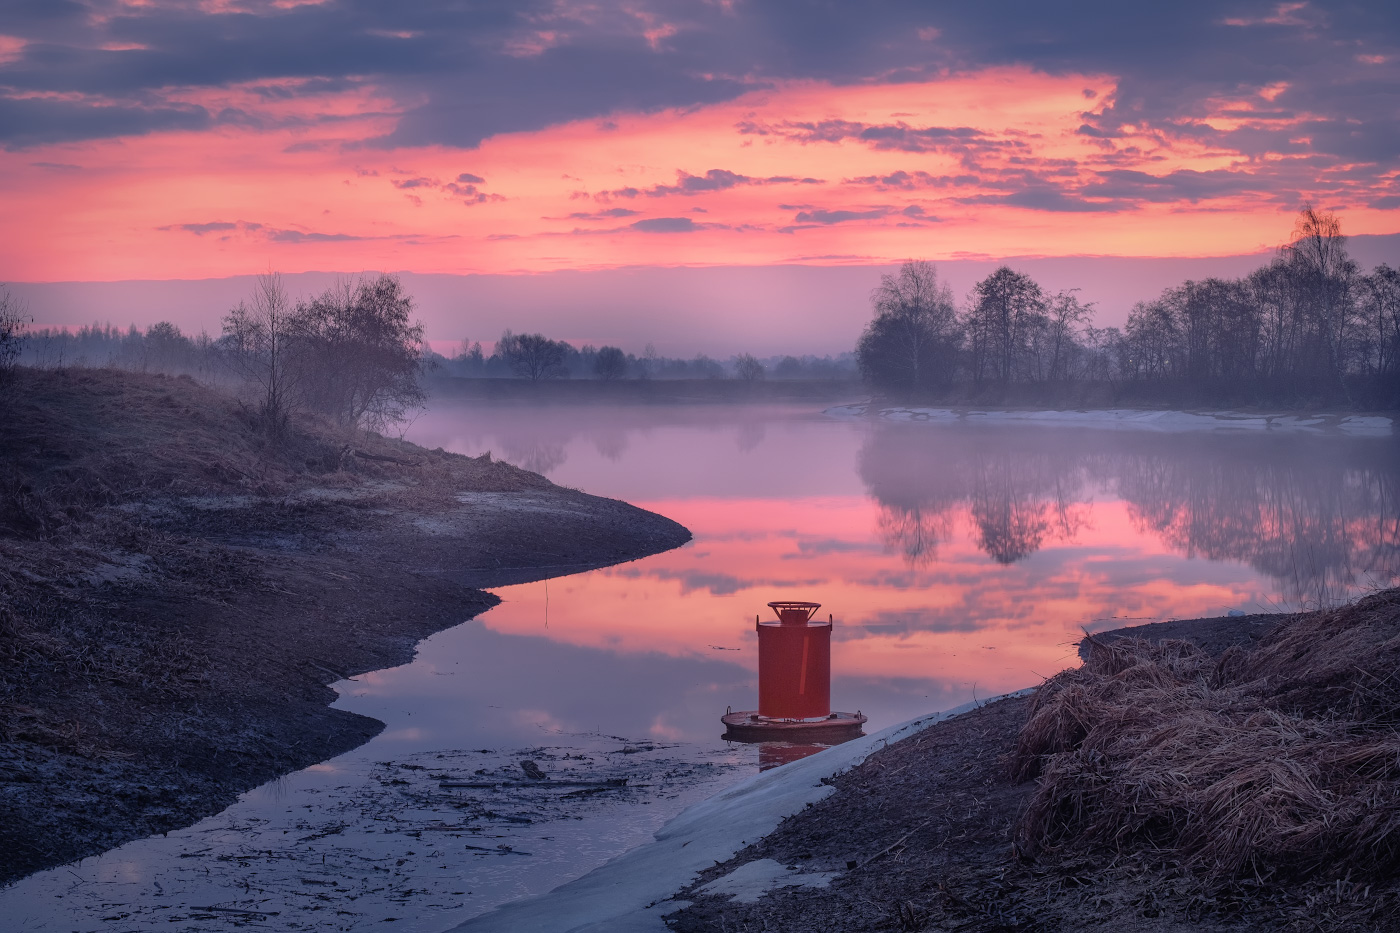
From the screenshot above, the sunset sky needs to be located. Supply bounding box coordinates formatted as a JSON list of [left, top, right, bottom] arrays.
[[3, 1, 1398, 348]]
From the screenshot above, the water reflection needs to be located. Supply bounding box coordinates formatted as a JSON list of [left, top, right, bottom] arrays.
[[858, 424, 1399, 603], [1114, 440, 1399, 607], [759, 743, 831, 771], [7, 402, 1392, 932], [405, 400, 1398, 721], [500, 437, 569, 474]]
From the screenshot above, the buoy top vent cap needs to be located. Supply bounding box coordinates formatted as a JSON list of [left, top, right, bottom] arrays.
[[767, 601, 821, 623]]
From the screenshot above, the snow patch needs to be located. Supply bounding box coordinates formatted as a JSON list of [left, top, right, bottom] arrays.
[[447, 692, 1032, 933], [696, 858, 838, 903], [1339, 416, 1393, 436], [825, 405, 1393, 435]]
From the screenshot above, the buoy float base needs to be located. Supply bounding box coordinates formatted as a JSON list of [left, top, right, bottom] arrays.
[[721, 709, 867, 743]]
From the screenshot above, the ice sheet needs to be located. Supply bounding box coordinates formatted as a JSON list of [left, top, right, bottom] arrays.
[[447, 691, 1032, 933]]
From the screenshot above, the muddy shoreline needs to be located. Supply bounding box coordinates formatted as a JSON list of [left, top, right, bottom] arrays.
[[663, 603, 1400, 932], [0, 369, 691, 885], [663, 613, 1278, 933]]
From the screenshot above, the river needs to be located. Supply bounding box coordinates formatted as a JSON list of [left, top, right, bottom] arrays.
[[3, 401, 1395, 931]]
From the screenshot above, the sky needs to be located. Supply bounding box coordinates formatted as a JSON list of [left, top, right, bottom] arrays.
[[3, 0, 1399, 350]]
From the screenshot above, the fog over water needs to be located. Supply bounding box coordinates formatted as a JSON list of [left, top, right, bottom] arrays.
[[4, 401, 1393, 931]]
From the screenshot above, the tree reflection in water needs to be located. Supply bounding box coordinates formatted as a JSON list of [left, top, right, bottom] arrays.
[[500, 437, 569, 474], [859, 425, 1399, 604], [875, 504, 955, 567]]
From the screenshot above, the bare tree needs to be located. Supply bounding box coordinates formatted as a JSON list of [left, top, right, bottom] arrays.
[[1045, 290, 1093, 382], [498, 330, 569, 380], [856, 260, 961, 392], [734, 353, 765, 381], [1358, 264, 1400, 377], [222, 272, 307, 434], [593, 345, 627, 380], [1123, 299, 1181, 380], [298, 274, 427, 428], [1247, 259, 1299, 381], [965, 266, 1047, 383], [0, 286, 28, 386], [1283, 205, 1357, 398], [638, 342, 658, 380], [142, 321, 194, 373]]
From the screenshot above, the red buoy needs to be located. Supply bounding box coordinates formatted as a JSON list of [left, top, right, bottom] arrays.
[[758, 601, 830, 719], [722, 601, 867, 744]]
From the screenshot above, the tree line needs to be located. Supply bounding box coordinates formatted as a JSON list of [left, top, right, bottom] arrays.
[[7, 273, 427, 435], [433, 336, 854, 382], [858, 209, 1400, 407]]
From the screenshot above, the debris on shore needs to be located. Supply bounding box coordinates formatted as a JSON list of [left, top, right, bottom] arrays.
[[1, 740, 746, 933]]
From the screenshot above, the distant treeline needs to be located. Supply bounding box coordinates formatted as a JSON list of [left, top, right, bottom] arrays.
[[11, 314, 857, 387], [6, 206, 1396, 411], [18, 321, 225, 380], [8, 273, 427, 434], [430, 336, 855, 382], [858, 209, 1399, 408]]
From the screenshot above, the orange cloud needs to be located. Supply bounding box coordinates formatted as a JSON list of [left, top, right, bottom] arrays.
[[2, 66, 1396, 281]]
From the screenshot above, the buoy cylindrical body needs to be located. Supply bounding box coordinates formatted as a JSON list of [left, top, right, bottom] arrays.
[[757, 615, 831, 719]]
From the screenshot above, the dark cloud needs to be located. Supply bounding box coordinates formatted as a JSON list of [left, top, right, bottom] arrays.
[[267, 229, 363, 243], [382, 172, 503, 204], [957, 186, 1123, 213], [158, 221, 240, 235], [596, 168, 824, 201], [1083, 168, 1279, 203], [834, 609, 982, 638], [154, 219, 452, 244], [740, 118, 1008, 157], [566, 208, 641, 220], [0, 95, 210, 148], [794, 538, 881, 556], [0, 0, 1393, 182], [793, 208, 891, 224], [846, 170, 980, 190], [629, 217, 699, 233]]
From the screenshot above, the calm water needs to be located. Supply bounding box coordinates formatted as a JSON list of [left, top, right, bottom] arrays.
[[3, 402, 1395, 931]]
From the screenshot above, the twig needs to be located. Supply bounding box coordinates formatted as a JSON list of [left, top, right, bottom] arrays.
[[860, 818, 935, 869], [464, 844, 532, 856], [439, 778, 628, 789], [191, 906, 280, 917]]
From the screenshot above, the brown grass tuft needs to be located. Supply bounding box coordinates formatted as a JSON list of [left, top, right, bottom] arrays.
[[1013, 592, 1400, 883]]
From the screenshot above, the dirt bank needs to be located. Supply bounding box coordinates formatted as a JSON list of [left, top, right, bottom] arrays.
[[0, 368, 690, 885], [666, 598, 1400, 932]]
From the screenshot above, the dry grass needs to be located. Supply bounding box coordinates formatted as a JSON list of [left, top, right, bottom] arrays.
[[1014, 589, 1400, 884], [0, 366, 545, 539], [0, 366, 545, 754]]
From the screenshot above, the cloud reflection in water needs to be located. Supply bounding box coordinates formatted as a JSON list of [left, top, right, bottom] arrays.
[[407, 402, 1398, 729]]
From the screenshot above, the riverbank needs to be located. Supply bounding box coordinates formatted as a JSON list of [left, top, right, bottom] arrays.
[[829, 403, 1395, 435], [0, 368, 691, 885], [664, 591, 1400, 932]]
